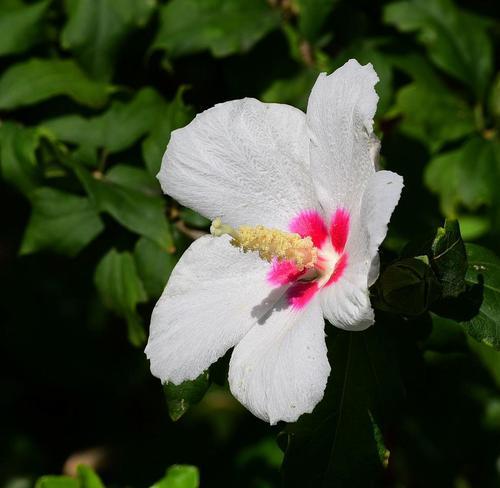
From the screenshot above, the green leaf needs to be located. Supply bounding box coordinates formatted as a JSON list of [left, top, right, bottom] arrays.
[[294, 0, 337, 42], [458, 215, 490, 241], [95, 248, 147, 346], [34, 466, 105, 488], [20, 187, 104, 257], [43, 88, 162, 153], [384, 0, 493, 98], [61, 0, 156, 80], [0, 122, 40, 195], [142, 88, 194, 175], [0, 0, 51, 57], [425, 137, 499, 216], [74, 164, 174, 251], [153, 0, 280, 59], [134, 237, 177, 299], [374, 257, 441, 315], [281, 326, 402, 487], [0, 58, 110, 110], [151, 465, 199, 488], [430, 220, 467, 298], [76, 465, 105, 488], [163, 372, 210, 421], [105, 164, 159, 195], [489, 72, 500, 123], [180, 208, 210, 229], [463, 244, 500, 350], [261, 69, 318, 112], [392, 81, 475, 152], [35, 477, 79, 488]]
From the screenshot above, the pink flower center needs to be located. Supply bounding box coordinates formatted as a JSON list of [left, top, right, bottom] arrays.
[[267, 209, 350, 310]]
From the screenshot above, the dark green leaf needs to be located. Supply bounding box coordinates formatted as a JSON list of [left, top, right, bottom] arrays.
[[391, 81, 475, 152], [384, 0, 493, 97], [294, 0, 337, 42], [0, 58, 110, 110], [152, 0, 280, 58], [425, 137, 499, 216], [430, 220, 467, 297], [151, 465, 199, 488], [374, 258, 441, 315], [134, 236, 177, 299], [463, 244, 500, 349], [426, 313, 467, 352], [61, 0, 156, 80], [0, 122, 40, 195], [0, 0, 51, 57], [281, 326, 403, 487], [43, 88, 162, 153], [95, 248, 147, 346], [20, 187, 104, 257], [163, 372, 210, 421], [142, 88, 194, 175], [180, 208, 210, 229], [75, 164, 174, 251]]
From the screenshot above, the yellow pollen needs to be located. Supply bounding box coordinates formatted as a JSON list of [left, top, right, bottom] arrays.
[[210, 218, 317, 270]]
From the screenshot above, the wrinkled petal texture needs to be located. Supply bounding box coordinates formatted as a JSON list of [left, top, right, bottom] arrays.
[[159, 98, 317, 230], [145, 235, 278, 385], [307, 59, 379, 215], [149, 59, 404, 424], [307, 60, 403, 330], [229, 295, 329, 424]]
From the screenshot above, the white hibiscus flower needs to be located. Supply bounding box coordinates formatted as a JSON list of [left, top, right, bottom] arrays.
[[145, 59, 404, 425]]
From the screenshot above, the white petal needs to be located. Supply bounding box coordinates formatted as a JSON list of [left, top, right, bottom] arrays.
[[307, 59, 379, 214], [320, 262, 374, 331], [320, 170, 403, 330], [359, 170, 404, 264], [159, 98, 316, 229], [145, 235, 280, 385], [228, 296, 329, 425]]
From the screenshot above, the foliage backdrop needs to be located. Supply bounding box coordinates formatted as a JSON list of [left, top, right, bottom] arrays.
[[1, 0, 500, 487]]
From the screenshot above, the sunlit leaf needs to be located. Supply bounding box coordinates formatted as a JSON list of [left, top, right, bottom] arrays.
[[153, 0, 280, 58], [0, 58, 110, 110], [151, 465, 199, 488], [77, 465, 105, 488], [20, 187, 104, 257], [35, 477, 79, 488]]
